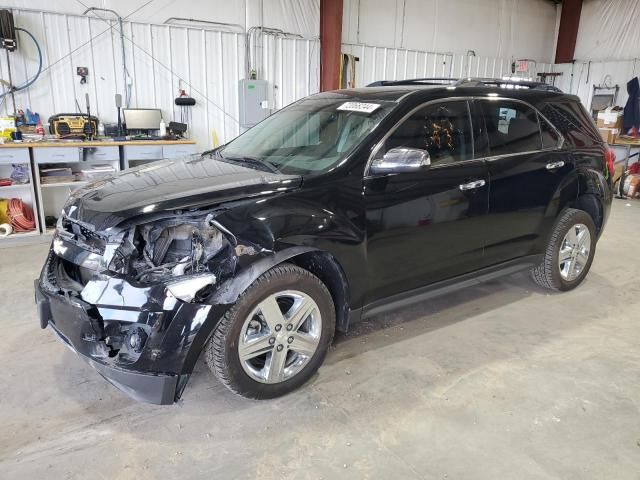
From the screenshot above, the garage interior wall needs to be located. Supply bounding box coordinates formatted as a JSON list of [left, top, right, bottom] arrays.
[[342, 0, 558, 61], [554, 0, 640, 109], [4, 0, 635, 150], [341, 0, 558, 87], [0, 2, 320, 150]]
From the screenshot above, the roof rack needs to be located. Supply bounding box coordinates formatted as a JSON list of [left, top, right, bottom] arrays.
[[366, 77, 562, 92], [367, 78, 457, 87]]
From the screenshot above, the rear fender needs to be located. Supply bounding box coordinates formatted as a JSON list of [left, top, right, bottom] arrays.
[[574, 167, 611, 234], [535, 170, 579, 253], [543, 170, 579, 220]]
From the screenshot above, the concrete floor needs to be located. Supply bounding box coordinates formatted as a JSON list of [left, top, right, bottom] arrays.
[[1, 201, 639, 479]]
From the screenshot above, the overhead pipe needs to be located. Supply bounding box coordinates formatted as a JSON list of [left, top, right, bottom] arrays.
[[83, 7, 128, 106], [245, 26, 304, 78], [163, 17, 244, 32]]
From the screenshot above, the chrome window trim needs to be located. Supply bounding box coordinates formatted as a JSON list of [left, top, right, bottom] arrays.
[[480, 150, 547, 162], [537, 108, 565, 150], [364, 95, 566, 176]]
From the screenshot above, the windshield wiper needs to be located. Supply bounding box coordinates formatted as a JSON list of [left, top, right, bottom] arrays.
[[218, 154, 281, 174]]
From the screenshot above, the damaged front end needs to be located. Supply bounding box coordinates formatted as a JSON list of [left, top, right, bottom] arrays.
[[36, 208, 258, 404]]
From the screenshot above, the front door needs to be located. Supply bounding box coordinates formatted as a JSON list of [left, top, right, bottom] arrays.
[[364, 100, 490, 303]]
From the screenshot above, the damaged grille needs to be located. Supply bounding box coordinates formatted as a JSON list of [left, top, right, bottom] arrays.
[[59, 216, 107, 255]]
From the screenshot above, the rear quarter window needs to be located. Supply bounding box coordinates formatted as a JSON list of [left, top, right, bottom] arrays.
[[539, 101, 601, 147]]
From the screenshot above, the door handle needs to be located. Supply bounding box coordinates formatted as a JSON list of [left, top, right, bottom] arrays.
[[546, 161, 565, 170], [459, 179, 486, 191]]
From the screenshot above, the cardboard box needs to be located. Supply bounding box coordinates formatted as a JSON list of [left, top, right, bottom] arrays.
[[597, 107, 624, 130], [598, 127, 618, 144]]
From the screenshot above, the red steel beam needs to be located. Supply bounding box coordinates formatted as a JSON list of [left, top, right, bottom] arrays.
[[555, 0, 583, 63], [320, 0, 343, 91]]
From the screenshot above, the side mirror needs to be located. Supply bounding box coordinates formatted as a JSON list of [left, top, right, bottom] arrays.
[[370, 148, 430, 175]]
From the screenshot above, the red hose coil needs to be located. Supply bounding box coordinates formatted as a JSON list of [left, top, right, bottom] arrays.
[[7, 198, 36, 232]]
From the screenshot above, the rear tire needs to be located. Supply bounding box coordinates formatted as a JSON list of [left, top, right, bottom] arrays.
[[531, 208, 597, 291], [204, 263, 335, 399]]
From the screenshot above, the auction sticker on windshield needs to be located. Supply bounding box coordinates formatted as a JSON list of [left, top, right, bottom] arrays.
[[337, 102, 381, 114]]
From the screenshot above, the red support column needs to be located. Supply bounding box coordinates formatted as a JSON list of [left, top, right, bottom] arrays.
[[320, 0, 343, 91], [555, 0, 583, 64]]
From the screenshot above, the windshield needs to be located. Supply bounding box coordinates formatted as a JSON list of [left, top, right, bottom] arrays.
[[218, 97, 395, 175]]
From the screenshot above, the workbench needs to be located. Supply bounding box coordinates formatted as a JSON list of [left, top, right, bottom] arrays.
[[0, 139, 197, 246], [612, 137, 640, 170], [611, 137, 640, 199]]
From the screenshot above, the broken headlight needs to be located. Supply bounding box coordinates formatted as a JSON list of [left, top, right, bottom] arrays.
[[127, 214, 237, 290]]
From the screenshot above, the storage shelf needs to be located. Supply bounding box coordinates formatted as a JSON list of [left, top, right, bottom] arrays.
[[0, 140, 195, 247], [0, 183, 32, 192], [41, 181, 88, 188], [0, 229, 40, 240]]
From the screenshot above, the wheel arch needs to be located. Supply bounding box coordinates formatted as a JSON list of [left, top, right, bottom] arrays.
[[287, 251, 351, 332], [207, 246, 351, 332], [545, 168, 608, 236], [572, 167, 610, 234], [571, 193, 603, 233]]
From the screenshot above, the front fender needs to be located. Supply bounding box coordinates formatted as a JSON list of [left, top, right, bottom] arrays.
[[207, 246, 320, 305], [175, 246, 320, 378]]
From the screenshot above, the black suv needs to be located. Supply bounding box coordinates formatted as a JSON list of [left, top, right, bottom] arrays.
[[35, 78, 613, 404]]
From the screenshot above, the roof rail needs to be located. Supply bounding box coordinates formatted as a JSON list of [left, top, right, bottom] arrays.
[[455, 77, 562, 92], [367, 78, 457, 87], [366, 77, 562, 92]]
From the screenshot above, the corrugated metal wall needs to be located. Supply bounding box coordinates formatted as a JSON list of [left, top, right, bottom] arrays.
[[341, 43, 555, 87], [0, 8, 320, 150], [554, 60, 640, 111], [1, 7, 561, 152]]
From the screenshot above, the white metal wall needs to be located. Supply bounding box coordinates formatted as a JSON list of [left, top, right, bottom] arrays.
[[342, 43, 555, 87], [0, 8, 320, 150], [574, 0, 640, 61], [0, 5, 565, 152], [342, 0, 558, 62], [554, 60, 640, 111]]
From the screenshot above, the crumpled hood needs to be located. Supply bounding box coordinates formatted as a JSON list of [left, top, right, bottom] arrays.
[[63, 155, 302, 231]]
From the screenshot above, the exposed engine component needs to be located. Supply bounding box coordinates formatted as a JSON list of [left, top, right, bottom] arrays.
[[132, 216, 231, 284]]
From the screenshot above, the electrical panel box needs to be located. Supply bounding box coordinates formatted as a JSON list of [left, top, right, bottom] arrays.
[[239, 79, 269, 131]]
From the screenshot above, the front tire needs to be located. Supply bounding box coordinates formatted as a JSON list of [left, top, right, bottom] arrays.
[[204, 263, 335, 399], [531, 208, 597, 291]]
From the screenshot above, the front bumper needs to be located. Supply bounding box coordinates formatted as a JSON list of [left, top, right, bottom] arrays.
[[36, 282, 181, 404], [36, 251, 232, 405]]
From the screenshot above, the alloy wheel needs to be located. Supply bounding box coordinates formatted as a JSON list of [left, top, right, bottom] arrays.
[[558, 223, 591, 281], [238, 290, 322, 384]]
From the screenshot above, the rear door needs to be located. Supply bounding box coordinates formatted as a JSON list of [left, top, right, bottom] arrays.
[[479, 98, 569, 265], [364, 99, 490, 303]]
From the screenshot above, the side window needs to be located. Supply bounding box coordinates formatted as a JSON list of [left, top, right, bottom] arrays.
[[481, 100, 541, 155], [539, 115, 561, 149], [384, 101, 473, 166]]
